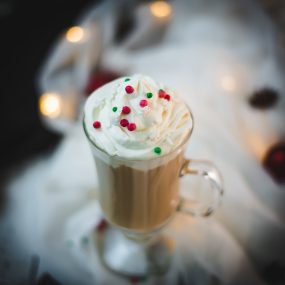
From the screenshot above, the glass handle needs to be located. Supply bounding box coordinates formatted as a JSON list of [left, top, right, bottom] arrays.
[[178, 159, 223, 217]]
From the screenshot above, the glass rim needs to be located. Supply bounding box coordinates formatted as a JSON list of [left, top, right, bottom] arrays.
[[82, 105, 194, 163]]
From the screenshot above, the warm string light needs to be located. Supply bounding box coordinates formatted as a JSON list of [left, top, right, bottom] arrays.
[[39, 92, 61, 118], [150, 1, 172, 18], [65, 26, 85, 43], [220, 75, 236, 92]]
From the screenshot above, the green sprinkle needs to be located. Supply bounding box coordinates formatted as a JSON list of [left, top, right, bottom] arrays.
[[124, 78, 130, 82], [154, 147, 162, 155], [112, 106, 118, 112], [146, 92, 153, 99], [81, 236, 89, 245]]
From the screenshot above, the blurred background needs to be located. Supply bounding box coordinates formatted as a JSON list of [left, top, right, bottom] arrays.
[[0, 0, 285, 284]]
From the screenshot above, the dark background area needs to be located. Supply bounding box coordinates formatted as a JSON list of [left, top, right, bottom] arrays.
[[0, 0, 96, 182]]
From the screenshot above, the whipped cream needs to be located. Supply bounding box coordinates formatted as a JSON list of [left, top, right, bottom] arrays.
[[84, 74, 193, 159]]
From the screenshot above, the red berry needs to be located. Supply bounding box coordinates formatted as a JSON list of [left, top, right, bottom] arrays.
[[164, 94, 171, 101], [122, 106, 131, 114], [158, 89, 166, 98], [120, 119, 129, 127], [139, 99, 148, 108], [125, 85, 134, 94], [93, 121, 101, 129], [128, 123, 136, 131]]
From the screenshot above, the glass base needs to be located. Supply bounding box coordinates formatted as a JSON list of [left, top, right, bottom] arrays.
[[95, 220, 175, 279]]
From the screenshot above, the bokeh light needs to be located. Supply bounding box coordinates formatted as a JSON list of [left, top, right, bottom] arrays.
[[220, 75, 236, 92], [39, 92, 61, 118], [65, 26, 85, 43], [150, 1, 172, 18]]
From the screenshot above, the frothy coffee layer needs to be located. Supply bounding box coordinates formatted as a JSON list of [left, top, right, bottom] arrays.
[[96, 151, 184, 232], [84, 74, 192, 159]]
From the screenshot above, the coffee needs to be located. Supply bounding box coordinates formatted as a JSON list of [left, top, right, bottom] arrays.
[[94, 152, 184, 232]]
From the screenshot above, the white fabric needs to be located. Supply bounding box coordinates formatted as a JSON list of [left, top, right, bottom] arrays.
[[6, 0, 285, 284], [7, 125, 265, 285]]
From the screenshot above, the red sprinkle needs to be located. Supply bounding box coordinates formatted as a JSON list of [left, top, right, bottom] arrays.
[[120, 119, 129, 127], [128, 123, 136, 131], [139, 99, 148, 108], [164, 94, 171, 101], [122, 106, 131, 114], [125, 85, 134, 94], [158, 89, 166, 98], [93, 121, 101, 129]]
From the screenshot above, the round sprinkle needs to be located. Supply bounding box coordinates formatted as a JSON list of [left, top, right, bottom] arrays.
[[128, 123, 136, 131], [164, 94, 171, 101], [93, 121, 101, 129], [122, 106, 131, 114], [154, 147, 162, 155], [146, 92, 153, 99], [158, 89, 166, 98], [139, 99, 148, 108], [124, 78, 130, 82], [125, 85, 134, 94], [120, 119, 129, 127], [112, 106, 118, 112]]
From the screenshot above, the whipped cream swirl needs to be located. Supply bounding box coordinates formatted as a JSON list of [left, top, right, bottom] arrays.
[[84, 74, 193, 159]]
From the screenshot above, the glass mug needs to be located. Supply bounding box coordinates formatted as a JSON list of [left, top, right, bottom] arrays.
[[83, 109, 223, 278]]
